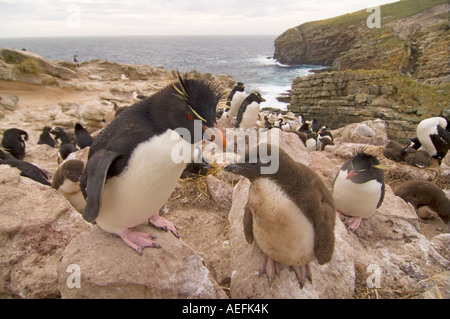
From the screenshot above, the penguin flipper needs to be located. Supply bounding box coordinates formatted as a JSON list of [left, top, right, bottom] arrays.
[[21, 163, 50, 186], [313, 207, 335, 265], [16, 129, 29, 141], [83, 149, 121, 222], [430, 126, 450, 158], [235, 103, 248, 128], [377, 182, 386, 209], [243, 202, 254, 244]]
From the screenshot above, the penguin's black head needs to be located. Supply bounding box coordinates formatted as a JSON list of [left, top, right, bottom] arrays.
[[59, 143, 78, 162], [318, 126, 331, 134], [236, 82, 245, 91], [306, 131, 317, 140], [407, 137, 421, 150], [345, 149, 387, 184], [50, 126, 66, 136], [74, 123, 85, 132], [42, 126, 52, 134], [247, 92, 266, 104], [164, 71, 226, 149], [62, 159, 85, 182]]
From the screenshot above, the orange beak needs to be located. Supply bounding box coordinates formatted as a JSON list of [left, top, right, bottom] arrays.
[[346, 170, 356, 180], [204, 124, 226, 150]]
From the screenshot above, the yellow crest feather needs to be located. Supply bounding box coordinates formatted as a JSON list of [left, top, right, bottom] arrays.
[[167, 69, 207, 123]]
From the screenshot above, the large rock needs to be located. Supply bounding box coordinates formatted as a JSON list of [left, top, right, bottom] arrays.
[[0, 94, 18, 112], [1, 47, 77, 82], [333, 119, 388, 146], [349, 186, 449, 299], [206, 174, 233, 211], [58, 224, 228, 299], [289, 70, 447, 140], [0, 165, 90, 298], [77, 101, 106, 131], [273, 21, 356, 66]]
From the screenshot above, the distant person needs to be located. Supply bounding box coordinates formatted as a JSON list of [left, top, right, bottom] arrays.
[[74, 55, 80, 68]]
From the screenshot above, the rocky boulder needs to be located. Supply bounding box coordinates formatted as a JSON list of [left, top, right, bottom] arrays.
[[0, 94, 19, 112], [0, 165, 90, 298], [333, 119, 388, 146], [58, 224, 228, 299], [1, 47, 77, 84], [289, 69, 448, 140]]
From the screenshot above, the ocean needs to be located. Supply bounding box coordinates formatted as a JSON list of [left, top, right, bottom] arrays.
[[0, 35, 324, 110]]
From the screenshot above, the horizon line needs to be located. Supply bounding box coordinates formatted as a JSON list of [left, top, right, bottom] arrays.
[[0, 34, 279, 40]]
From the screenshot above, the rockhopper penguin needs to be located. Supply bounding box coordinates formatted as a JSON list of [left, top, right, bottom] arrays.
[[80, 71, 226, 253], [317, 126, 334, 151], [332, 149, 387, 231], [235, 92, 266, 130], [1, 128, 28, 160], [226, 82, 246, 123], [0, 158, 50, 186], [225, 143, 335, 288], [74, 123, 93, 149], [50, 127, 72, 145], [52, 159, 86, 213], [416, 116, 450, 161], [38, 126, 57, 148], [58, 143, 79, 164], [395, 180, 450, 228]]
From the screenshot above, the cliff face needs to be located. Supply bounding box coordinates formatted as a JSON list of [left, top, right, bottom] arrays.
[[276, 0, 450, 139], [273, 24, 357, 66], [290, 69, 450, 139], [274, 1, 449, 85]]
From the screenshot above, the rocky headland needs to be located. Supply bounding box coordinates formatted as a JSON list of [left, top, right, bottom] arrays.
[[274, 0, 449, 140], [0, 39, 448, 300]]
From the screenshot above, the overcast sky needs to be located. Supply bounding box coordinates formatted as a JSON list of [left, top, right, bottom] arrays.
[[0, 0, 396, 38]]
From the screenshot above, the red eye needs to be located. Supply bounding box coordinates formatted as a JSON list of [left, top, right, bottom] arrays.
[[187, 114, 194, 120]]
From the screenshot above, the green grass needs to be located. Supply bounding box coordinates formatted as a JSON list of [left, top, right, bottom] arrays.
[[387, 74, 450, 116], [304, 0, 448, 29], [12, 59, 42, 75], [3, 52, 19, 64]]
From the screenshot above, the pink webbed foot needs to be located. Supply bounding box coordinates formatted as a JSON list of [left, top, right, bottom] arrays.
[[119, 229, 161, 254], [258, 254, 281, 285], [293, 264, 312, 289], [336, 209, 345, 220], [149, 213, 179, 238], [347, 216, 363, 231]]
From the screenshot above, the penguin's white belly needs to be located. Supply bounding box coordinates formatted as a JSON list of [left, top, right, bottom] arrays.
[[228, 91, 247, 118], [59, 180, 86, 213], [417, 117, 442, 157], [248, 178, 315, 266], [96, 130, 191, 234], [333, 171, 382, 218], [306, 138, 317, 152], [240, 102, 260, 129], [59, 179, 81, 194], [220, 111, 229, 120]]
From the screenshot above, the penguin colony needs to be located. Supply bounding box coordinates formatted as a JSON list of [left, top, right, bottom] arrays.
[[1, 71, 449, 290]]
